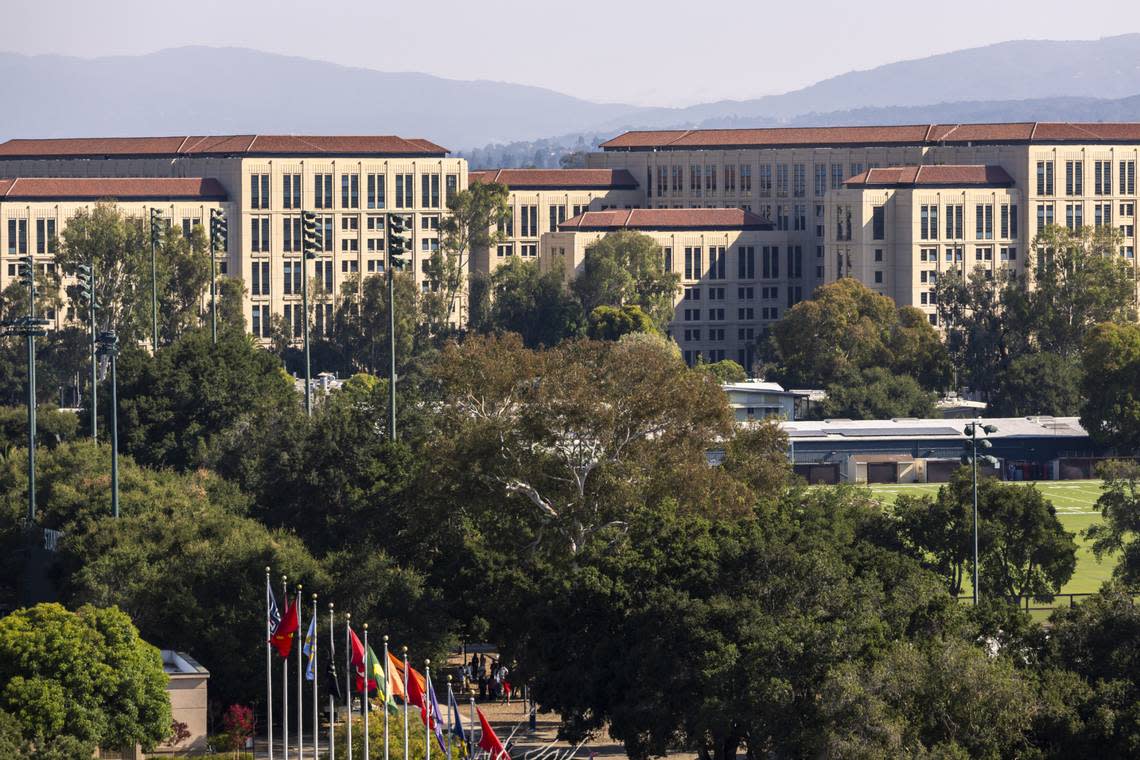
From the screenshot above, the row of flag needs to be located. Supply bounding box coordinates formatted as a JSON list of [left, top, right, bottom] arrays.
[[266, 575, 509, 760]]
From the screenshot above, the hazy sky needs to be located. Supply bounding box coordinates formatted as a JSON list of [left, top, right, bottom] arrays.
[[7, 0, 1140, 107]]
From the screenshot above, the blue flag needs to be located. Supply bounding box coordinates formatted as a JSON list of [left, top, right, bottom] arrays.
[[449, 686, 467, 744], [426, 671, 447, 753], [303, 615, 317, 681]]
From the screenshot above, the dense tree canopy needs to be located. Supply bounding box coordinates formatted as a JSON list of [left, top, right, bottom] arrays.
[[469, 257, 582, 347], [894, 468, 1077, 599], [764, 278, 950, 393], [114, 327, 296, 470], [1081, 322, 1140, 451], [0, 602, 171, 755], [571, 231, 680, 331]]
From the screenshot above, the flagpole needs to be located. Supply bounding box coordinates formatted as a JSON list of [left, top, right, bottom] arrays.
[[346, 613, 353, 760], [297, 583, 304, 760], [364, 624, 371, 760], [446, 676, 453, 760], [312, 593, 319, 760], [402, 646, 409, 760], [267, 568, 275, 760], [329, 602, 336, 760], [282, 575, 290, 760], [469, 697, 476, 758], [383, 635, 390, 760], [425, 660, 432, 760]]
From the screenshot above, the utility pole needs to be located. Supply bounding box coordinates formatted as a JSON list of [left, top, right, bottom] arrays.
[[301, 212, 320, 416], [149, 209, 162, 352], [962, 420, 998, 606], [7, 257, 49, 523], [209, 209, 228, 345], [385, 214, 412, 442], [97, 331, 121, 518]]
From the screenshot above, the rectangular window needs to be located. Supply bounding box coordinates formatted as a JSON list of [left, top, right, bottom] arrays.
[[395, 174, 413, 208], [830, 163, 844, 190], [683, 247, 703, 280], [953, 204, 964, 239], [520, 206, 538, 237], [341, 174, 360, 209], [738, 246, 755, 279], [321, 216, 333, 252], [793, 164, 806, 197], [814, 164, 827, 196], [1036, 160, 1054, 195], [776, 164, 789, 196], [1066, 160, 1083, 196], [1037, 203, 1055, 229], [250, 217, 270, 252], [1000, 247, 1018, 262], [282, 216, 301, 252], [872, 206, 885, 240], [709, 247, 726, 280], [758, 165, 772, 197], [1095, 160, 1112, 196], [283, 260, 300, 295], [421, 174, 440, 208], [1066, 203, 1084, 231], [314, 174, 333, 209], [740, 165, 752, 193], [762, 246, 780, 279], [549, 205, 566, 232], [1095, 202, 1113, 228], [835, 206, 852, 241], [793, 204, 807, 232], [787, 246, 803, 279], [1121, 160, 1137, 196], [705, 165, 717, 192], [283, 174, 302, 209], [367, 174, 386, 209], [250, 174, 270, 209], [445, 174, 458, 204], [724, 165, 736, 192]]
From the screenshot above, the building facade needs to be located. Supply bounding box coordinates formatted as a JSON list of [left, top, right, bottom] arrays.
[[589, 123, 1140, 325], [541, 208, 783, 367], [468, 168, 642, 273], [2, 123, 1138, 366], [0, 177, 232, 328], [0, 135, 466, 340]]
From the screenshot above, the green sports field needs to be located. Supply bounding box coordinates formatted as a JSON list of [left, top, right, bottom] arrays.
[[867, 480, 1114, 595]]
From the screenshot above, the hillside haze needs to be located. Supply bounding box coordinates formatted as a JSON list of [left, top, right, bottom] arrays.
[[3, 36, 1140, 151], [0, 46, 644, 149]]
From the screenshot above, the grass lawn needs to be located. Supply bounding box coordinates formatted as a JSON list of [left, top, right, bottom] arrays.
[[865, 480, 1115, 596]]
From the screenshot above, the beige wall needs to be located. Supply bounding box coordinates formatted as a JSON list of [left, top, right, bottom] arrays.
[[472, 185, 644, 275], [541, 226, 792, 369], [0, 197, 232, 329], [825, 185, 1022, 321]]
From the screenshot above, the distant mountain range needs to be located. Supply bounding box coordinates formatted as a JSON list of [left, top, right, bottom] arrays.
[[3, 35, 1140, 154]]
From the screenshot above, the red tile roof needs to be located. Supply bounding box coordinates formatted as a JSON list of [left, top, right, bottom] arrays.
[[468, 168, 638, 190], [0, 177, 228, 201], [558, 208, 772, 231], [601, 122, 1140, 150], [0, 134, 448, 158], [843, 165, 1014, 188]]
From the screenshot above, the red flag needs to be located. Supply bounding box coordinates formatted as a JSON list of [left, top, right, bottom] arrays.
[[348, 627, 365, 688], [269, 595, 299, 658], [477, 707, 508, 760], [406, 659, 428, 720]]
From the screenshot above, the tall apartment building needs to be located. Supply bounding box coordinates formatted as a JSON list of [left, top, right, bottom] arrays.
[[0, 135, 466, 339]]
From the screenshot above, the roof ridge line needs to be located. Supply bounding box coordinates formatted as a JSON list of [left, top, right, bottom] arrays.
[[624, 208, 635, 226], [246, 136, 259, 152], [175, 136, 192, 154], [668, 130, 692, 147]]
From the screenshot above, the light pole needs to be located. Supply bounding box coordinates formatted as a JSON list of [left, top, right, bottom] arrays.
[[962, 420, 998, 606], [76, 263, 97, 438], [209, 209, 228, 345], [149, 209, 162, 352], [97, 331, 120, 518], [385, 214, 412, 442], [300, 213, 320, 416], [12, 257, 49, 523]]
